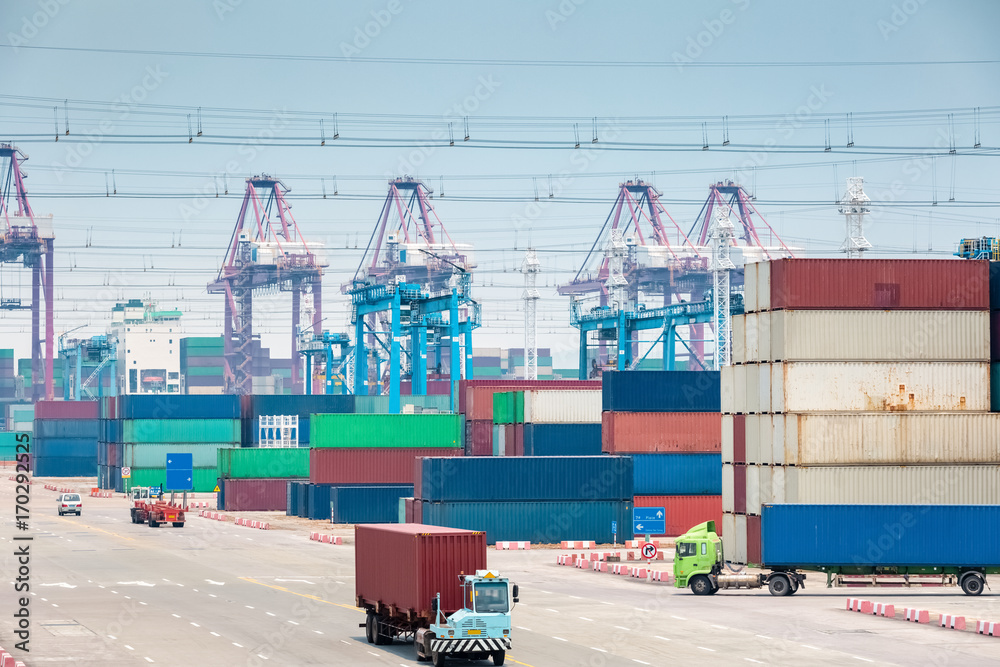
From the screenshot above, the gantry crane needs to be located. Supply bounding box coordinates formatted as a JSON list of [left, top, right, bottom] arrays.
[[208, 175, 326, 395], [0, 144, 55, 401]]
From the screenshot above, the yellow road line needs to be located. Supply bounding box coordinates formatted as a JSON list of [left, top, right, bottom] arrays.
[[240, 577, 363, 613], [505, 656, 537, 667], [56, 517, 136, 541]]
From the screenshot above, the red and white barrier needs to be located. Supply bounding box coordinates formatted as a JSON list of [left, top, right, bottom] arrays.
[[592, 561, 607, 572], [872, 603, 895, 617], [560, 541, 595, 549], [977, 620, 998, 637], [89, 491, 113, 498], [649, 570, 673, 583], [556, 555, 573, 566], [308, 532, 343, 545], [496, 541, 531, 550], [200, 510, 227, 522], [623, 539, 662, 549], [847, 598, 873, 614], [630, 567, 647, 579], [904, 608, 930, 624], [939, 614, 966, 631], [234, 517, 270, 530], [610, 563, 629, 576], [575, 558, 587, 569]]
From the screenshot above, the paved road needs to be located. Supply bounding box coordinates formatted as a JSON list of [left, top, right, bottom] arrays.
[[2, 479, 999, 666]]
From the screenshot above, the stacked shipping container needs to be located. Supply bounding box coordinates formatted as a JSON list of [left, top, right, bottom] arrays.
[[602, 371, 723, 536], [491, 389, 603, 456], [180, 337, 226, 395], [216, 448, 311, 511], [723, 258, 999, 564], [33, 400, 99, 476]]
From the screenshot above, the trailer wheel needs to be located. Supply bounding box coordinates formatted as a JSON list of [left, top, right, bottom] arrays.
[[690, 575, 714, 596], [365, 613, 376, 644], [492, 650, 506, 665], [961, 573, 985, 596], [431, 650, 446, 667], [374, 618, 391, 645], [130, 508, 137, 523], [768, 575, 791, 596], [148, 516, 159, 528]]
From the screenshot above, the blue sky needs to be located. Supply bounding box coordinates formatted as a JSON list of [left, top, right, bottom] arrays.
[[1, 0, 999, 367]]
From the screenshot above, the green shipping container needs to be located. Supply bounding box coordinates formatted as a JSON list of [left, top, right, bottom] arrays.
[[310, 414, 464, 448], [181, 337, 225, 349], [0, 431, 29, 460], [473, 367, 503, 377], [492, 391, 524, 424], [125, 467, 219, 493], [122, 419, 240, 444], [123, 443, 233, 468], [355, 395, 452, 414], [0, 349, 13, 358], [217, 447, 310, 479], [184, 366, 225, 377]]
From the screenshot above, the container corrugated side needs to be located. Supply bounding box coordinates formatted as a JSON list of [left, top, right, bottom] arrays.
[[603, 412, 721, 454], [747, 514, 761, 565], [768, 258, 990, 311], [633, 495, 722, 537], [744, 262, 758, 313], [720, 513, 737, 560], [732, 314, 746, 364], [631, 454, 721, 496], [770, 362, 988, 413], [781, 412, 1000, 465], [769, 310, 988, 362], [523, 390, 602, 424], [124, 443, 231, 468], [222, 478, 293, 511], [331, 485, 414, 524], [36, 419, 99, 439], [309, 448, 462, 485], [355, 524, 487, 618], [249, 394, 354, 419], [121, 394, 240, 420], [354, 395, 451, 415], [34, 400, 100, 420], [734, 464, 747, 514], [492, 392, 515, 424], [602, 371, 721, 412], [722, 464, 734, 513], [123, 467, 218, 493], [219, 447, 310, 479], [122, 419, 240, 444], [523, 423, 601, 456], [421, 499, 633, 544], [721, 415, 734, 462], [32, 456, 96, 477], [418, 456, 633, 502], [465, 419, 492, 456], [720, 365, 736, 414], [781, 465, 1000, 504], [310, 414, 463, 448], [761, 504, 1000, 567], [34, 437, 97, 459]]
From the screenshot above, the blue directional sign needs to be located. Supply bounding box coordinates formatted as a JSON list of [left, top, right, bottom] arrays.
[[165, 453, 194, 491], [633, 507, 666, 535], [611, 521, 617, 536]]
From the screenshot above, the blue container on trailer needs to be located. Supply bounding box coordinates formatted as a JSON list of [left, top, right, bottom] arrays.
[[36, 419, 100, 439], [249, 394, 354, 420], [121, 394, 241, 420], [32, 456, 96, 477], [330, 485, 414, 524], [761, 504, 1000, 568], [421, 499, 634, 544], [523, 423, 602, 456], [602, 370, 721, 412], [417, 456, 633, 502], [35, 437, 98, 459], [631, 453, 721, 495]]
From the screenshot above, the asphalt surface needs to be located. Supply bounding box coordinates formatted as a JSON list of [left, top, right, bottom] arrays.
[[2, 477, 1000, 666]]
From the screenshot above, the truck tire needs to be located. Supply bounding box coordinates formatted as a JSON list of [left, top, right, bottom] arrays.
[[768, 575, 791, 596], [789, 577, 800, 595], [432, 650, 446, 667], [375, 618, 391, 645], [130, 508, 137, 523], [148, 516, 159, 528], [690, 575, 714, 596], [961, 573, 985, 596], [492, 650, 506, 665], [365, 613, 377, 644]]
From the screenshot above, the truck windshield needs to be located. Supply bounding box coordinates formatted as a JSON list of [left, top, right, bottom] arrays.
[[676, 542, 696, 557], [474, 583, 509, 613]]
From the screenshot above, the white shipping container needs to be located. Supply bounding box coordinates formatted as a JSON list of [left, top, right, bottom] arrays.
[[745, 415, 760, 464], [721, 415, 734, 463], [769, 310, 988, 362], [722, 464, 734, 513], [750, 465, 768, 514], [744, 262, 758, 313], [732, 314, 746, 364], [757, 312, 771, 362], [781, 412, 1000, 465], [721, 365, 736, 414], [758, 415, 774, 465], [757, 362, 771, 416], [770, 465, 786, 504], [733, 365, 747, 414], [770, 362, 989, 413], [523, 390, 602, 423], [745, 364, 760, 413], [721, 513, 738, 562], [734, 514, 748, 564], [746, 463, 760, 515], [745, 312, 760, 363], [783, 465, 1000, 504], [771, 412, 786, 465], [757, 261, 771, 312]]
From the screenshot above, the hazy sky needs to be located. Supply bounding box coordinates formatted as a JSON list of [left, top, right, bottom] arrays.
[[2, 0, 999, 367]]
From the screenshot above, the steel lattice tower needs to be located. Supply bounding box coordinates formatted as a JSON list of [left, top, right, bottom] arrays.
[[521, 249, 540, 380], [839, 177, 872, 258]]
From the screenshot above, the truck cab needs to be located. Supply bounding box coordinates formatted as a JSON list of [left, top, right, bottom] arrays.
[[674, 521, 724, 592]]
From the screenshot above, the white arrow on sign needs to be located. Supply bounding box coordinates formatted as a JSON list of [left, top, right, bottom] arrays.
[[656, 511, 664, 518], [636, 523, 644, 531]]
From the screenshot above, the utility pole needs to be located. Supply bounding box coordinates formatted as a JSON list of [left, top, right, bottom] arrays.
[[711, 209, 735, 370]]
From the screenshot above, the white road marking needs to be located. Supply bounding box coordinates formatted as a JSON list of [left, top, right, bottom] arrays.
[[210, 632, 220, 637], [314, 630, 323, 635], [670, 615, 686, 620], [540, 590, 552, 594], [124, 596, 131, 599], [205, 579, 225, 585], [98, 585, 105, 589], [124, 645, 134, 650], [340, 640, 350, 645], [40, 582, 76, 588], [209, 594, 217, 598], [256, 654, 267, 660], [655, 636, 671, 642], [145, 659, 154, 664], [755, 635, 771, 640], [266, 612, 276, 617], [233, 643, 243, 648], [568, 595, 582, 599], [712, 625, 728, 630], [245, 605, 254, 609], [107, 635, 116, 640], [193, 589, 199, 593], [517, 626, 530, 631], [162, 578, 170, 582], [40, 598, 47, 602], [615, 625, 630, 631], [553, 637, 567, 642], [633, 660, 651, 665], [368, 651, 379, 657], [579, 617, 594, 622], [117, 581, 155, 586], [591, 647, 607, 653], [139, 602, 147, 606], [546, 608, 559, 613], [745, 659, 763, 664], [802, 645, 820, 650], [172, 614, 181, 618], [853, 658, 874, 663], [111, 591, 118, 595], [698, 647, 716, 652], [275, 579, 314, 585], [190, 622, 200, 627], [288, 620, 299, 625], [51, 603, 58, 607]]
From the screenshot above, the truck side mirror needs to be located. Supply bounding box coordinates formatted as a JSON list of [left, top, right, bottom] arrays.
[[431, 597, 439, 613], [511, 584, 519, 603]]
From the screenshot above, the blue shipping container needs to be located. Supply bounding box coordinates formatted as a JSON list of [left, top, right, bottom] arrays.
[[121, 394, 241, 420], [35, 437, 98, 459], [761, 504, 1000, 568], [632, 454, 721, 495], [36, 419, 100, 439], [331, 485, 414, 524], [417, 456, 633, 502], [217, 479, 225, 511], [421, 500, 633, 544], [298, 482, 310, 518], [286, 480, 299, 516], [602, 371, 721, 412], [523, 423, 602, 456], [33, 456, 96, 477], [249, 394, 354, 419]]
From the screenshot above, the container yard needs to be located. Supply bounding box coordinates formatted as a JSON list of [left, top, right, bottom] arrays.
[[1, 4, 998, 666]]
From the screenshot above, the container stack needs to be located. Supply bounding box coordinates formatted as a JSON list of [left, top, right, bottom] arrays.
[[180, 337, 226, 395], [243, 394, 355, 447], [5, 403, 34, 433], [602, 371, 723, 537], [217, 447, 310, 511], [415, 456, 634, 544], [0, 349, 15, 399], [722, 258, 1000, 564], [97, 394, 240, 492], [292, 413, 464, 522], [991, 262, 1000, 409], [491, 389, 603, 456], [19, 357, 65, 397], [33, 400, 99, 477]]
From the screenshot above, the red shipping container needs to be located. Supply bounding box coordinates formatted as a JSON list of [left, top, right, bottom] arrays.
[[734, 464, 747, 514], [223, 478, 295, 511], [355, 524, 487, 619], [747, 514, 762, 565], [602, 412, 721, 453], [401, 380, 452, 396], [413, 499, 423, 524], [465, 420, 492, 456], [733, 415, 746, 464], [310, 448, 463, 485], [35, 400, 99, 420], [459, 379, 601, 415], [404, 498, 415, 523], [768, 259, 989, 311], [633, 495, 723, 537]]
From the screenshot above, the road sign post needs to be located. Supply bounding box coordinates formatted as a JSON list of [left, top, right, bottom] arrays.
[[611, 520, 618, 547], [166, 453, 194, 492], [121, 466, 131, 479], [641, 542, 658, 563], [633, 507, 666, 537]]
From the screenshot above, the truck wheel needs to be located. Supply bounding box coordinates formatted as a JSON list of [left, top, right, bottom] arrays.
[[690, 575, 714, 596], [768, 575, 791, 596], [432, 650, 446, 667], [130, 508, 136, 523], [961, 573, 985, 596], [789, 578, 800, 595], [375, 618, 392, 645], [365, 614, 376, 644], [148, 516, 159, 528], [492, 650, 506, 666]]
